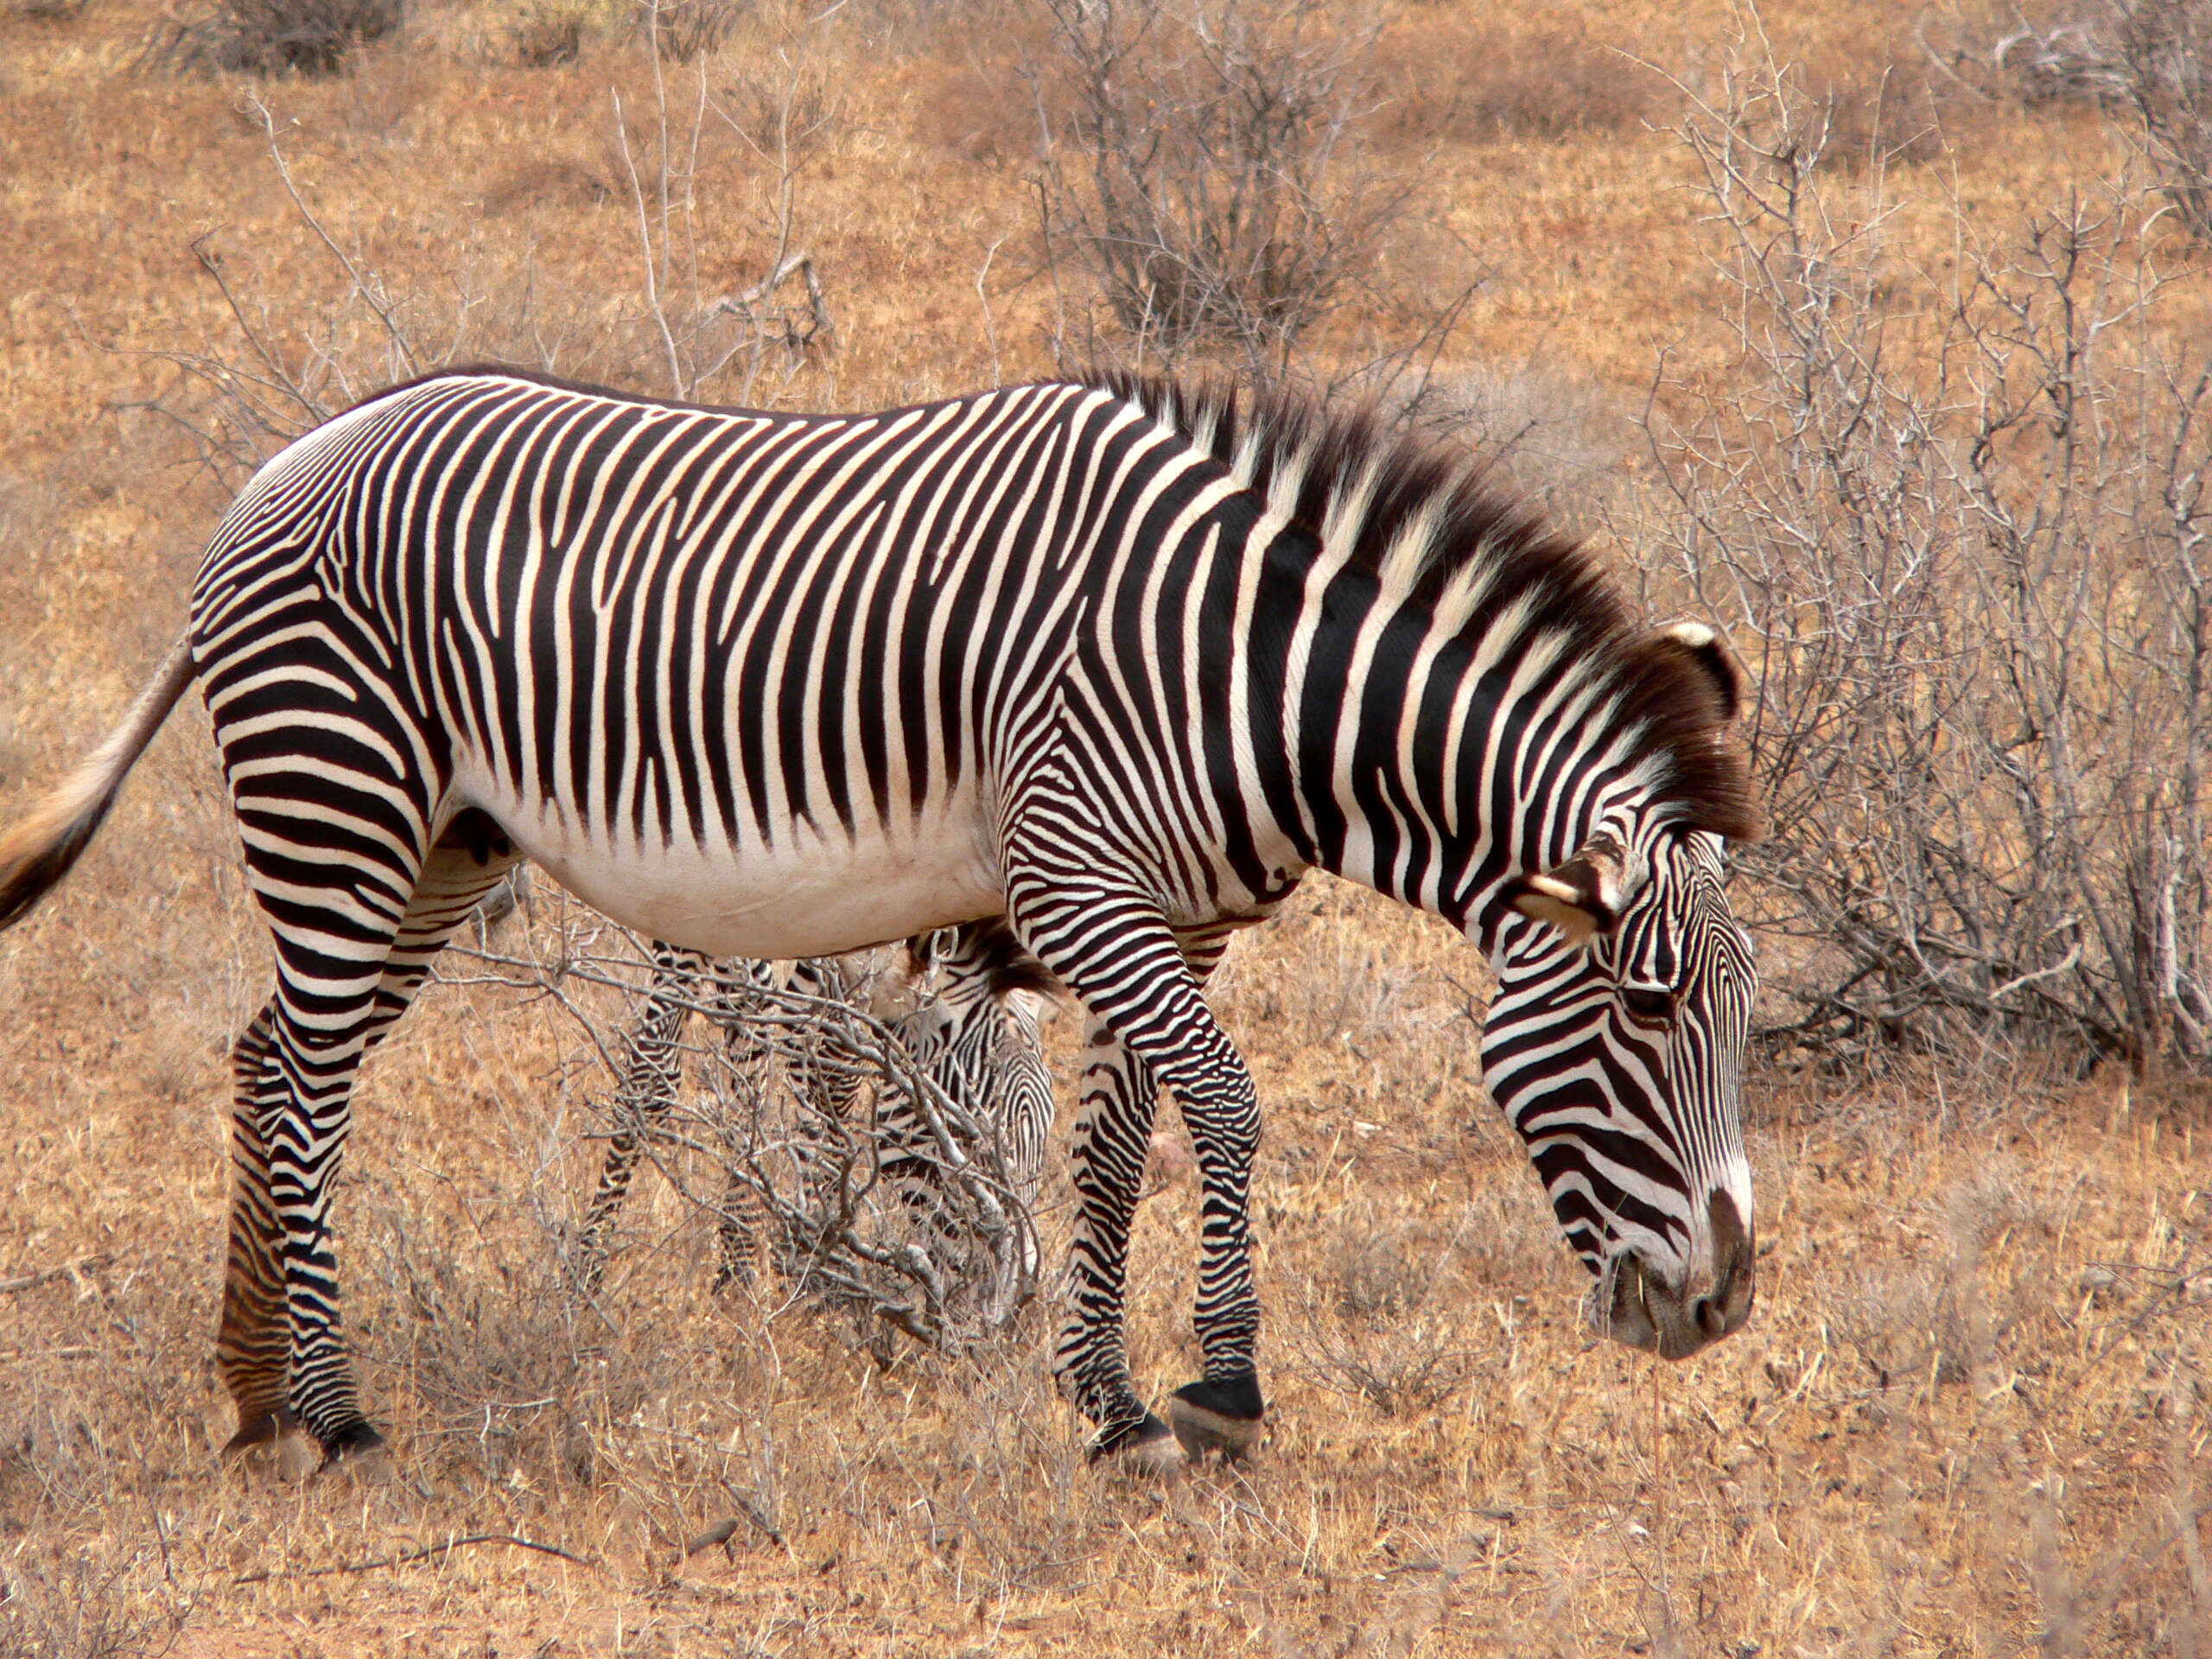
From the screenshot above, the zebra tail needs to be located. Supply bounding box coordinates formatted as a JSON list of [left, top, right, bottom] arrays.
[[0, 633, 196, 931]]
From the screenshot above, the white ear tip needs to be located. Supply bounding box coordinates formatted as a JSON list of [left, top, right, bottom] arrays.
[[1663, 620, 1717, 649]]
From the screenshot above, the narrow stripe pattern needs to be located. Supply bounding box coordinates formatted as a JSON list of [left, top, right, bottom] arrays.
[[104, 365, 1760, 1459]]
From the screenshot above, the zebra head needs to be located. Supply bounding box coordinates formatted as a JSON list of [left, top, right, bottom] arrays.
[[1483, 827, 1757, 1359], [893, 920, 1058, 1205], [1475, 626, 1760, 1362]]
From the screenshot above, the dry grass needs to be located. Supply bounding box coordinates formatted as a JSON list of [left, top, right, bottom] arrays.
[[3, 1, 2210, 1654]]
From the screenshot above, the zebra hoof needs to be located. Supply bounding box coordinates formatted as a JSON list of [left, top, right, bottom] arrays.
[[1088, 1412, 1185, 1477], [221, 1406, 300, 1455], [315, 1421, 391, 1481], [1167, 1375, 1265, 1463]]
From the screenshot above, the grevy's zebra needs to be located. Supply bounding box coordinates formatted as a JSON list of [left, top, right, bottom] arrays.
[[0, 369, 1762, 1474], [571, 918, 1055, 1297]]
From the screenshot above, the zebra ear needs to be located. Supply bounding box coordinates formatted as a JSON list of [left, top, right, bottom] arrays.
[[1507, 839, 1626, 947], [1653, 620, 1748, 724]]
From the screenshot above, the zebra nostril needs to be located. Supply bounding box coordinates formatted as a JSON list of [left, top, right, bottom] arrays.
[[1694, 1293, 1728, 1338]]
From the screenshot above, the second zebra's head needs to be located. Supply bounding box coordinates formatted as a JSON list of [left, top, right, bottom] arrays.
[[1476, 624, 1762, 1362]]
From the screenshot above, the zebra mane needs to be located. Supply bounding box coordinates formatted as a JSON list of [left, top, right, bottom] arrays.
[[1094, 371, 1763, 842]]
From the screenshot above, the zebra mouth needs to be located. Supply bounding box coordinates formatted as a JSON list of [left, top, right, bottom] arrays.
[[1591, 1194, 1757, 1361], [1593, 1253, 1697, 1359]]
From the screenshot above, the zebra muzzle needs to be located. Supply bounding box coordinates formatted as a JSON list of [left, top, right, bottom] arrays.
[[1594, 1191, 1756, 1361]]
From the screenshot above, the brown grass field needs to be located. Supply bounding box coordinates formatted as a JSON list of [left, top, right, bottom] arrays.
[[3, 0, 2210, 1653]]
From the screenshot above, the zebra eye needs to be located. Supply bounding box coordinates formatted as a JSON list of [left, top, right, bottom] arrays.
[[1619, 987, 1676, 1027]]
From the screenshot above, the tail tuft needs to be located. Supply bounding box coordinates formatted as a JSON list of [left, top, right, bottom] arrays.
[[0, 638, 196, 931]]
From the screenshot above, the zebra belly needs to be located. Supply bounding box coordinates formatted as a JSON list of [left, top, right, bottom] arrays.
[[458, 787, 1004, 960]]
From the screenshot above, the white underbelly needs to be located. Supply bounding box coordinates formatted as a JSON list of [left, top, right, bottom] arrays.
[[454, 778, 1003, 959]]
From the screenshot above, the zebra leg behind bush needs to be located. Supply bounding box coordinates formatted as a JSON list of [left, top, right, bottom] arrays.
[[571, 944, 711, 1294], [574, 948, 780, 1294], [582, 926, 1057, 1323]]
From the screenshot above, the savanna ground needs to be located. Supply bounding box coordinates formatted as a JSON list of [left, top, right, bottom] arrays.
[[2, 0, 2210, 1652]]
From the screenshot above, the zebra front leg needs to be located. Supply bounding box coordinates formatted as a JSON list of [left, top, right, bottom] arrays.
[[1015, 892, 1268, 1467], [1157, 928, 1265, 1463], [1055, 1023, 1183, 1473]]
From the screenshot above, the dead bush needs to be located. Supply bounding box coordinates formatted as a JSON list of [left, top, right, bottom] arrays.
[[143, 0, 403, 77], [0, 1552, 178, 1659], [1628, 23, 2212, 1075], [354, 1166, 659, 1490], [438, 909, 1043, 1358], [1803, 57, 1965, 171], [1026, 0, 1440, 377], [512, 0, 590, 66], [1948, 2, 2212, 242], [116, 25, 839, 493], [1279, 1212, 1483, 1416], [2108, 0, 2212, 240], [639, 0, 745, 64], [1830, 1167, 2050, 1387]]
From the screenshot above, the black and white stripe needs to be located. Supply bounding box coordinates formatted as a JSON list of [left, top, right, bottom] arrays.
[[0, 368, 1761, 1469]]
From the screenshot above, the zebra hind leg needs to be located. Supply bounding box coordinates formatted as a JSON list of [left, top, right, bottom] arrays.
[[215, 1001, 302, 1459], [228, 809, 519, 1470]]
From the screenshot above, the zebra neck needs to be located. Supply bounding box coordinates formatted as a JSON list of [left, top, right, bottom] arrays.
[[1255, 560, 1654, 944]]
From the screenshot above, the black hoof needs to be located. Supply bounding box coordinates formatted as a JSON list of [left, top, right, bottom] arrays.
[[222, 1406, 300, 1456], [1169, 1373, 1265, 1462], [315, 1419, 389, 1476], [1087, 1411, 1185, 1476]]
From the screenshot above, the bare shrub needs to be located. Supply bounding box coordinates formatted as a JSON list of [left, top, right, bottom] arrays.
[[1280, 1211, 1482, 1416], [114, 27, 839, 494], [1981, 17, 2120, 104], [1627, 25, 2212, 1073], [0, 1553, 177, 1659], [1409, 363, 1630, 524], [439, 909, 1042, 1357], [1950, 3, 2212, 242], [639, 0, 745, 65], [143, 0, 403, 77], [1026, 0, 1447, 378], [612, 10, 842, 401], [354, 1164, 658, 1489], [2108, 0, 2212, 241], [1831, 1167, 2049, 1387], [512, 0, 591, 67], [1802, 57, 1965, 172], [108, 97, 632, 493]]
